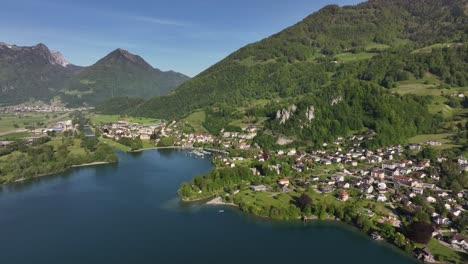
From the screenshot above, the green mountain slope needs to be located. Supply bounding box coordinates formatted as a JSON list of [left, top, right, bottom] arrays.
[[0, 43, 77, 105], [62, 49, 189, 106], [0, 44, 189, 106], [133, 0, 467, 119]]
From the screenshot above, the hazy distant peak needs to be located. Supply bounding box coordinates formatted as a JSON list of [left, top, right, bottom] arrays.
[[108, 48, 145, 64], [0, 42, 13, 49], [50, 50, 70, 67]]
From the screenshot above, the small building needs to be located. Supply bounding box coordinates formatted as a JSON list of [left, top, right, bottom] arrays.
[[413, 188, 424, 195], [433, 217, 451, 226], [371, 168, 385, 180], [371, 231, 382, 240], [319, 185, 334, 193], [414, 248, 435, 263], [278, 178, 290, 186], [449, 235, 468, 251], [376, 194, 388, 202], [331, 174, 345, 182], [251, 185, 267, 192], [339, 191, 349, 201]]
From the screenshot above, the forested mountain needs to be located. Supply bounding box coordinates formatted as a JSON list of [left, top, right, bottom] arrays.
[[62, 49, 189, 106], [0, 44, 189, 106], [0, 43, 79, 105], [127, 0, 467, 147], [133, 0, 467, 119]]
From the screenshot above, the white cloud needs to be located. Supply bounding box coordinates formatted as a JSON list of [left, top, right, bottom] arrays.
[[125, 15, 189, 27]]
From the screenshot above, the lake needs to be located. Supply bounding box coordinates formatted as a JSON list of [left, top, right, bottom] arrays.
[[0, 149, 418, 264]]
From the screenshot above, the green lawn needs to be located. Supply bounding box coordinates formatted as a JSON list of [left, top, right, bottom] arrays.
[[142, 139, 155, 149], [393, 76, 467, 118], [46, 138, 87, 155], [364, 43, 390, 51], [334, 52, 377, 62], [233, 190, 298, 213], [180, 110, 207, 133], [99, 137, 131, 152], [0, 131, 33, 140], [90, 114, 160, 125], [407, 133, 459, 150], [425, 239, 468, 264]]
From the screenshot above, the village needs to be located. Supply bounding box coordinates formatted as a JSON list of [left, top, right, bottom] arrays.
[[0, 103, 93, 114], [74, 117, 468, 261], [0, 111, 466, 262]]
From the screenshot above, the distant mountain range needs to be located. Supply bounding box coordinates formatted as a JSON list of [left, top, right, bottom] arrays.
[[0, 42, 189, 106]]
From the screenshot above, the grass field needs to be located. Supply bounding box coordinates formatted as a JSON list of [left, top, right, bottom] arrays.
[[99, 137, 132, 152], [407, 133, 459, 150], [393, 75, 467, 118], [180, 111, 207, 133], [142, 140, 155, 149], [0, 112, 69, 133], [0, 131, 33, 140], [46, 138, 87, 155], [364, 43, 390, 51], [425, 239, 468, 263], [334, 52, 377, 62], [90, 114, 161, 125], [233, 189, 299, 214]]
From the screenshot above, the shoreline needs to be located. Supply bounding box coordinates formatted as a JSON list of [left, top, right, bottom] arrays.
[[71, 161, 110, 168], [11, 161, 112, 184], [131, 146, 192, 152], [205, 197, 238, 207]]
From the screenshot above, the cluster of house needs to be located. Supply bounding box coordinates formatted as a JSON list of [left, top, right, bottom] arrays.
[[43, 120, 77, 134], [97, 119, 162, 140], [213, 137, 467, 249], [0, 104, 92, 113]]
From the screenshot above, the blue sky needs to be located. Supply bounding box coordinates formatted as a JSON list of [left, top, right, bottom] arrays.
[[0, 0, 360, 76]]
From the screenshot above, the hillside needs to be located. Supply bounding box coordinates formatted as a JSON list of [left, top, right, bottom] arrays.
[[0, 43, 78, 105], [128, 0, 467, 147], [0, 44, 189, 106], [133, 0, 467, 119], [62, 49, 189, 106]]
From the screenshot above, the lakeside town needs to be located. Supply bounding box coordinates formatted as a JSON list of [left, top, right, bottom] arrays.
[[0, 112, 466, 263], [88, 116, 468, 262]]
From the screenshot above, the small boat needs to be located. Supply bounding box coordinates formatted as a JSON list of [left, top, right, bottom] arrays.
[[218, 210, 224, 213]]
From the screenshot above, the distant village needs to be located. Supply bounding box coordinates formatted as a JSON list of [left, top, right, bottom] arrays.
[[0, 103, 93, 114]]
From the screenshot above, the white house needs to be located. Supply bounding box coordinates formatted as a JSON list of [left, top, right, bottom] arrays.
[[377, 182, 387, 190], [376, 194, 388, 202], [450, 235, 468, 251]]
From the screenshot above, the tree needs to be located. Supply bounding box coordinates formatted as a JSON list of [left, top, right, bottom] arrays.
[[131, 137, 143, 151], [297, 193, 312, 211], [418, 147, 439, 161], [407, 221, 434, 244], [394, 232, 407, 248], [381, 222, 395, 239]]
